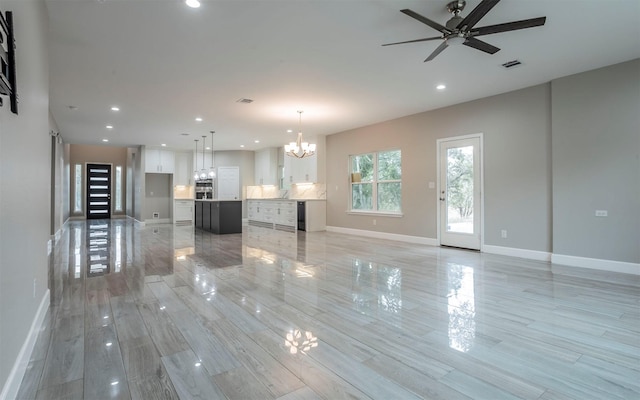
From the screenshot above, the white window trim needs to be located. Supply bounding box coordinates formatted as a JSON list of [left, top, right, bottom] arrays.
[[349, 149, 402, 213]]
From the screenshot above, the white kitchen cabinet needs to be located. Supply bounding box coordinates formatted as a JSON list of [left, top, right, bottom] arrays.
[[284, 155, 316, 184], [174, 151, 193, 186], [247, 199, 297, 231], [283, 135, 324, 184], [255, 148, 278, 185], [145, 148, 175, 173], [174, 199, 194, 224]]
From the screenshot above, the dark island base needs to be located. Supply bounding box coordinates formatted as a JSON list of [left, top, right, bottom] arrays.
[[195, 200, 242, 234]]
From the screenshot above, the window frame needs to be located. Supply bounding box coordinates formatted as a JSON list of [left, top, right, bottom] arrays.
[[349, 149, 402, 215], [114, 165, 123, 212], [74, 163, 83, 214]]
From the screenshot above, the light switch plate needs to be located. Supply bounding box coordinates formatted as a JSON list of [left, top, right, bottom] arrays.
[[428, 182, 435, 189]]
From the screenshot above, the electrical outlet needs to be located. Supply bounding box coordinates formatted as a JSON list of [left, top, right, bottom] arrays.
[[501, 229, 507, 239], [153, 212, 160, 218], [373, 219, 377, 226], [595, 210, 608, 217]]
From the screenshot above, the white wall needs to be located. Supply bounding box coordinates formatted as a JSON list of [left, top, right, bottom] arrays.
[[0, 0, 51, 393]]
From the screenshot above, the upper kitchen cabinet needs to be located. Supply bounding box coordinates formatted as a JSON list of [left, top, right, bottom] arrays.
[[283, 135, 326, 184], [145, 147, 175, 173], [255, 148, 278, 185], [174, 151, 193, 185]]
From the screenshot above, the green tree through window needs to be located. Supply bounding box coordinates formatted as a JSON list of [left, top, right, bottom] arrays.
[[350, 150, 401, 212]]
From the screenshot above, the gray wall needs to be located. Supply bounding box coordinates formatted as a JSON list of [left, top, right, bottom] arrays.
[[552, 59, 640, 264], [144, 174, 172, 221], [326, 59, 639, 264], [0, 0, 51, 389], [326, 83, 552, 252]]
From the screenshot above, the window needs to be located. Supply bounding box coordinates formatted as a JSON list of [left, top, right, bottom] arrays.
[[115, 166, 123, 212], [74, 164, 82, 213], [350, 150, 401, 213]]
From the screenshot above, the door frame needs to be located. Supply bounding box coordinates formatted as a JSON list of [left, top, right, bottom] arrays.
[[436, 133, 484, 251]]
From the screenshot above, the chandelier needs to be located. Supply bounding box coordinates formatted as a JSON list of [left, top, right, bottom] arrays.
[[285, 110, 316, 159]]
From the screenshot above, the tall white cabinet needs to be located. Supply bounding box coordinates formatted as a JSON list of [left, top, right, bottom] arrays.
[[144, 148, 175, 173], [174, 151, 193, 186], [254, 148, 278, 185]]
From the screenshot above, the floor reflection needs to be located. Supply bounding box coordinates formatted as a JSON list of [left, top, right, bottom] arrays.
[[447, 262, 476, 352], [87, 221, 110, 276], [285, 329, 318, 355], [351, 259, 402, 316]]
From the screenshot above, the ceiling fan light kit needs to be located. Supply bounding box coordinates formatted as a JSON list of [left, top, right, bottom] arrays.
[[383, 0, 546, 62]]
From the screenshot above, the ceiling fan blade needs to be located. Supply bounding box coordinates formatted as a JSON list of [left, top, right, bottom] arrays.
[[471, 17, 547, 36], [424, 41, 449, 62], [463, 37, 500, 54], [456, 0, 500, 31], [382, 36, 442, 46], [401, 9, 451, 34]]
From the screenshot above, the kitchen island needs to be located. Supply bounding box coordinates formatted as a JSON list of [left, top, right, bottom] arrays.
[[194, 200, 242, 234]]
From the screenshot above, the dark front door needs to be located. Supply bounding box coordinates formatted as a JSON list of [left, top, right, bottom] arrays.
[[86, 163, 111, 219]]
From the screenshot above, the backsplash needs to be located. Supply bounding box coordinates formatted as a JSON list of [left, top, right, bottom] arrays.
[[290, 183, 326, 199], [246, 183, 325, 200]]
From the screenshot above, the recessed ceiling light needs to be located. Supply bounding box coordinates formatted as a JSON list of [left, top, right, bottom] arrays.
[[195, 117, 203, 122], [240, 144, 245, 148], [106, 125, 113, 129], [287, 129, 292, 133], [102, 139, 109, 142], [205, 146, 210, 150], [185, 0, 200, 8], [436, 84, 446, 91], [110, 106, 120, 111], [254, 140, 260, 143], [161, 143, 167, 147]]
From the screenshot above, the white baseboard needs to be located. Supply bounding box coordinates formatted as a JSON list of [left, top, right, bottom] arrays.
[[483, 245, 551, 262], [326, 226, 438, 246], [324, 228, 639, 275], [145, 218, 171, 224], [551, 254, 640, 275], [0, 289, 50, 400]]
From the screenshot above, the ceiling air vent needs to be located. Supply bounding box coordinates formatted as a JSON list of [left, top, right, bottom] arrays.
[[236, 98, 254, 104], [501, 60, 522, 69]]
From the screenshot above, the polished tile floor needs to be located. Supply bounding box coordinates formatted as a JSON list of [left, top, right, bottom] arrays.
[[16, 219, 640, 399]]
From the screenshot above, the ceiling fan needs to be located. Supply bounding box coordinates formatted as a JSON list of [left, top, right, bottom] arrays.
[[383, 0, 546, 62]]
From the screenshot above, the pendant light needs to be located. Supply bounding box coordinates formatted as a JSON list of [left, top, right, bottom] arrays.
[[193, 139, 200, 181], [208, 131, 216, 178], [285, 110, 316, 158], [199, 135, 208, 180]]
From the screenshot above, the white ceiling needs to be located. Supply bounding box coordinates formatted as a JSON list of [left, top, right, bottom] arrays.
[[45, 0, 640, 151]]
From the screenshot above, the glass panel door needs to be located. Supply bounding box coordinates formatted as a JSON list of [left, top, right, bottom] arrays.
[[439, 136, 481, 250]]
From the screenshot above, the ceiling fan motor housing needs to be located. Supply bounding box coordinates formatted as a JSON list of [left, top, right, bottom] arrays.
[[446, 1, 466, 15]]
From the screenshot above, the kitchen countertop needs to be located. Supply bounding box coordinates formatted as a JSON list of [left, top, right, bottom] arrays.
[[195, 198, 241, 202], [247, 198, 326, 201]]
